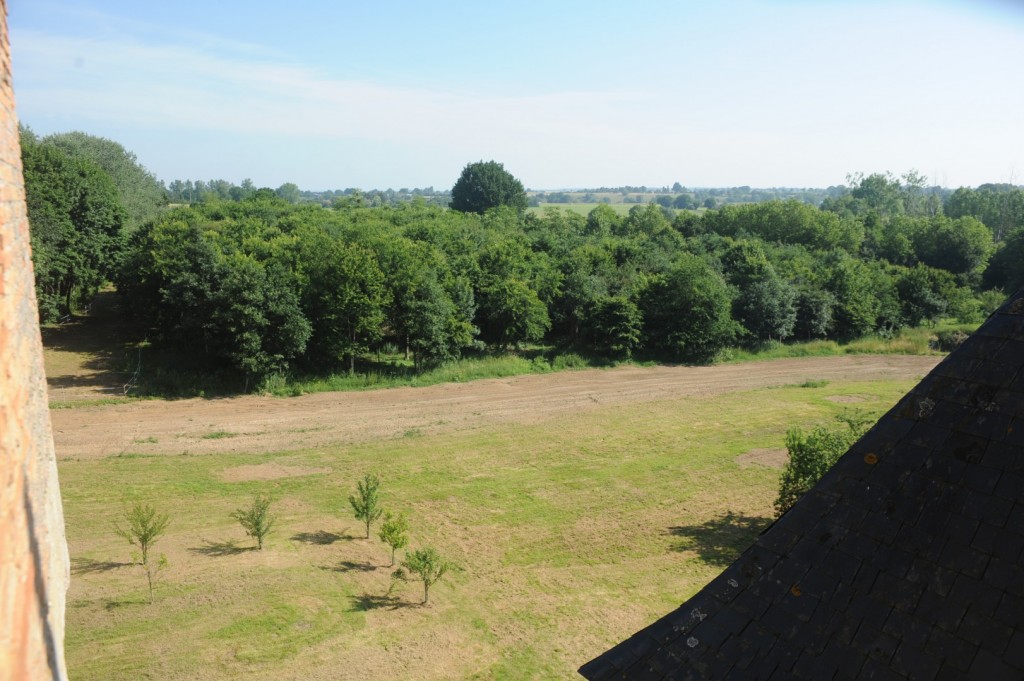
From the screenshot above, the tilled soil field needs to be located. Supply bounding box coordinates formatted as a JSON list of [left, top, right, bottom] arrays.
[[51, 355, 940, 460]]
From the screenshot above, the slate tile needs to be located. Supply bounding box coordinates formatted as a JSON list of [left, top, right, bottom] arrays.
[[938, 432, 990, 466], [905, 421, 951, 450], [970, 360, 1022, 389], [1003, 630, 1024, 670], [857, 658, 905, 681], [933, 356, 981, 381], [924, 626, 978, 673], [924, 564, 957, 597], [979, 494, 1014, 529], [890, 641, 942, 679], [831, 612, 862, 646], [958, 604, 1013, 653], [919, 588, 968, 633], [938, 541, 989, 580], [975, 314, 1024, 342], [986, 441, 1024, 476], [766, 666, 800, 681], [934, 664, 967, 681], [961, 334, 1008, 359], [761, 605, 803, 642], [1003, 418, 1024, 447], [950, 573, 1001, 616], [959, 410, 1014, 440], [989, 388, 1024, 417], [791, 651, 840, 681], [881, 608, 929, 649], [985, 556, 1024, 598], [968, 648, 1020, 681], [844, 592, 891, 633], [994, 592, 1024, 629], [1005, 502, 1024, 534], [941, 514, 979, 548], [860, 513, 903, 544], [731, 590, 771, 621], [852, 623, 899, 664], [961, 462, 1002, 494]]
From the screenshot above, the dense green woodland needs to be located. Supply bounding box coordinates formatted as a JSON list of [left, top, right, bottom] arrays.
[[20, 131, 1024, 390]]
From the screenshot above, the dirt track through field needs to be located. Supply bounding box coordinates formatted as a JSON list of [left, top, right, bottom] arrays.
[[50, 355, 939, 461]]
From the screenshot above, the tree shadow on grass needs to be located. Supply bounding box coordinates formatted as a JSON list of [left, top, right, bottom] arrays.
[[188, 539, 257, 557], [320, 560, 377, 573], [290, 530, 352, 545], [667, 511, 773, 568], [70, 557, 132, 576], [102, 597, 148, 611], [349, 593, 415, 612]]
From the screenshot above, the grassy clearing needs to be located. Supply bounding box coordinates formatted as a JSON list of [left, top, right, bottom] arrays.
[[718, 322, 977, 364], [61, 378, 912, 680]]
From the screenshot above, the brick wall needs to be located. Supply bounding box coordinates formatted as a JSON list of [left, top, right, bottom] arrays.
[[0, 0, 71, 678]]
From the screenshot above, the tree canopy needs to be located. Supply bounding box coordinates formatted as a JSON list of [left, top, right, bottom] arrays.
[[450, 160, 527, 214], [21, 129, 126, 320]]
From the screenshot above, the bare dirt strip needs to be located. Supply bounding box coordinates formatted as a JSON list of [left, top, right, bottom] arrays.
[[49, 355, 940, 461]]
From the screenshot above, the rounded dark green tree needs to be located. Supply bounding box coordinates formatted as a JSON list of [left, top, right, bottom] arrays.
[[450, 160, 527, 214]]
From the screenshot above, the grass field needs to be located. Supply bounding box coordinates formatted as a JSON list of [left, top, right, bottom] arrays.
[[59, 377, 916, 680], [526, 203, 636, 217]]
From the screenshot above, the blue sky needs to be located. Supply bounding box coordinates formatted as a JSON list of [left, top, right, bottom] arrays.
[[9, 0, 1024, 190]]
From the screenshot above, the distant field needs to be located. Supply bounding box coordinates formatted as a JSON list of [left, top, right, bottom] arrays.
[[527, 202, 635, 216], [55, 360, 928, 679]]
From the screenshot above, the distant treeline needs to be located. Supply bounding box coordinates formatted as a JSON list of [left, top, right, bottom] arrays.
[[164, 180, 452, 208], [19, 129, 1024, 392]]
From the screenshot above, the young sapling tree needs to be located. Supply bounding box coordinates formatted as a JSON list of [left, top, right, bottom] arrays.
[[378, 511, 409, 566], [114, 502, 170, 604], [231, 493, 275, 549], [402, 547, 457, 604], [349, 473, 383, 538]]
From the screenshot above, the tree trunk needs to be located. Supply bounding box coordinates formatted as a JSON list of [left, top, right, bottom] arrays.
[[423, 581, 429, 604], [350, 328, 357, 375]]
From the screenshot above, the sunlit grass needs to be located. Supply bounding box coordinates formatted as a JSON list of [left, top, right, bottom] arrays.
[[61, 378, 913, 680]]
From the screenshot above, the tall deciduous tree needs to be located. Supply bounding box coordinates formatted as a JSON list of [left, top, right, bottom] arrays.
[[22, 131, 126, 320], [299, 234, 389, 373], [43, 131, 165, 233], [450, 161, 527, 214], [638, 254, 738, 362]]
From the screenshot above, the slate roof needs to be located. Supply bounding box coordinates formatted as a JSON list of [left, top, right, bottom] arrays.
[[580, 288, 1024, 681]]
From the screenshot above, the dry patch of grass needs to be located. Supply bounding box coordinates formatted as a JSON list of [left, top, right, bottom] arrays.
[[735, 448, 788, 469], [220, 463, 329, 482]]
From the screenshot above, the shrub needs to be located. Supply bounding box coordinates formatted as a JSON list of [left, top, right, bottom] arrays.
[[774, 412, 872, 517]]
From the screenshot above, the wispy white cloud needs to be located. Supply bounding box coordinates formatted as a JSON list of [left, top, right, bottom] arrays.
[[14, 29, 652, 153], [10, 1, 1024, 189]]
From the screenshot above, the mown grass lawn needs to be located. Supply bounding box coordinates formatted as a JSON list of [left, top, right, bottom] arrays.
[[61, 378, 914, 680]]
